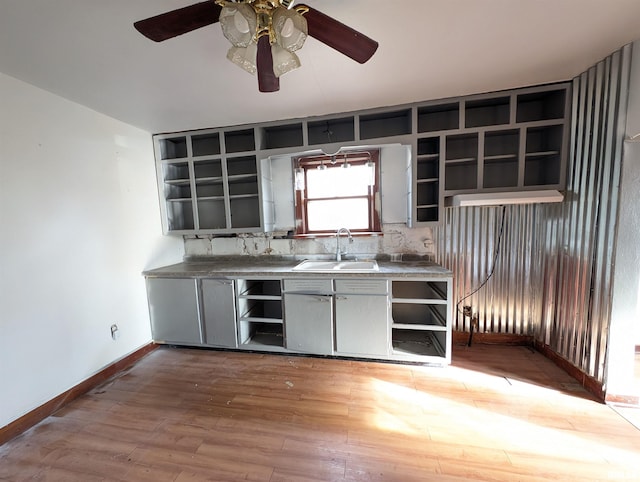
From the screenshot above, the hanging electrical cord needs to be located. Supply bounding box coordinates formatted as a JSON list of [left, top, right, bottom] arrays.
[[456, 205, 507, 346]]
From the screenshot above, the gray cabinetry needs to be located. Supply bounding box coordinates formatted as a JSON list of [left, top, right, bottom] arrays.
[[390, 279, 452, 364], [282, 278, 333, 355], [153, 82, 569, 233], [415, 84, 570, 221], [201, 279, 237, 348], [334, 279, 389, 357], [145, 267, 452, 365], [236, 279, 284, 350], [155, 129, 273, 235], [146, 278, 201, 345], [284, 293, 333, 355]]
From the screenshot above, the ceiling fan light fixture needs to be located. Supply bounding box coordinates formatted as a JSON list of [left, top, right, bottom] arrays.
[[272, 7, 307, 52], [227, 43, 258, 74], [220, 4, 257, 47], [271, 44, 300, 77]]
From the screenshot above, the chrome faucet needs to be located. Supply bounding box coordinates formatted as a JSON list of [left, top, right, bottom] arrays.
[[335, 227, 353, 261]]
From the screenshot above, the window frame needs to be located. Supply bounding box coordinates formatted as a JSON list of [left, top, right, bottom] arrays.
[[293, 149, 381, 236]]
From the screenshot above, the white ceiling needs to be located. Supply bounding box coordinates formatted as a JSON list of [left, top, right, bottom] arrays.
[[2, 1, 640, 134]]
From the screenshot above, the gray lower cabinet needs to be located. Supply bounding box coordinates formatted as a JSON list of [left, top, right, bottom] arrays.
[[201, 279, 237, 347], [284, 293, 333, 355], [146, 278, 202, 345], [334, 279, 389, 357], [146, 273, 450, 364]]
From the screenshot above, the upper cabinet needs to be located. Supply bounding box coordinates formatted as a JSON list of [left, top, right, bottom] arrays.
[[414, 84, 570, 223], [155, 129, 274, 235], [153, 82, 570, 234]]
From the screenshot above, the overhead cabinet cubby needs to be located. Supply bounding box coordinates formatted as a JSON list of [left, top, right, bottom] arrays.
[[359, 109, 412, 139], [308, 117, 355, 145]]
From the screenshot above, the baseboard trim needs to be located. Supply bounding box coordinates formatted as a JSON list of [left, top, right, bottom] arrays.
[[534, 340, 605, 402], [0, 343, 158, 446], [606, 393, 640, 406], [453, 331, 534, 346]]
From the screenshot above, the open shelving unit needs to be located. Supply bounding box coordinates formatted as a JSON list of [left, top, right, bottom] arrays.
[[153, 82, 569, 233], [415, 137, 440, 222], [155, 128, 271, 235], [390, 279, 452, 363], [236, 279, 285, 351]]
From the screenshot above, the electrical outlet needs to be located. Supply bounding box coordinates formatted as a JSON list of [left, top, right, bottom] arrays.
[[110, 324, 120, 341]]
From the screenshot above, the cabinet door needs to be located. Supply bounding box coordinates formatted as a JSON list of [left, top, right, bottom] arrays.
[[201, 279, 237, 348], [284, 293, 333, 355], [146, 278, 201, 345], [335, 294, 389, 356]]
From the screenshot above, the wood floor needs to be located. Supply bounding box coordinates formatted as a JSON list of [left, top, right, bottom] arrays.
[[2, 344, 640, 481]]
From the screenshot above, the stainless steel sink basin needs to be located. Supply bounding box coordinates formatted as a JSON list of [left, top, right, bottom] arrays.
[[293, 260, 379, 272]]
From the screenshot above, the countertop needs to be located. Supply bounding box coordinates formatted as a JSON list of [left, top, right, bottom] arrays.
[[143, 256, 453, 279]]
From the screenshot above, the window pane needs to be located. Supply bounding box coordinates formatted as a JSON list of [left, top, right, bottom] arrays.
[[306, 165, 369, 198], [307, 198, 369, 231]]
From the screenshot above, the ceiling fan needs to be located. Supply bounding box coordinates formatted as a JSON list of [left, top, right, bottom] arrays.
[[134, 0, 378, 93]]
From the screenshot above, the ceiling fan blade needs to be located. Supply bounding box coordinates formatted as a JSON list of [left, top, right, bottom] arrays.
[[257, 36, 280, 93], [302, 6, 378, 64], [134, 1, 222, 42]]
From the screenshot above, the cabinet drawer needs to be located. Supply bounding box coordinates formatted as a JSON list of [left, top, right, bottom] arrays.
[[334, 279, 388, 295], [283, 279, 332, 294]]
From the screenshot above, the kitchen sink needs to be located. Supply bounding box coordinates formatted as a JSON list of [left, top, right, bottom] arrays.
[[292, 259, 379, 272]]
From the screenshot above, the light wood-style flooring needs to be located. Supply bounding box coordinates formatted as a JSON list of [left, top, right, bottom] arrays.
[[2, 344, 640, 481]]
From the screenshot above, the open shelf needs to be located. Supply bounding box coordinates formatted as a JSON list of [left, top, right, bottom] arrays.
[[392, 280, 447, 300], [517, 89, 566, 123], [308, 117, 355, 145], [224, 129, 255, 153], [238, 279, 282, 298], [192, 133, 220, 157], [418, 103, 459, 132], [262, 123, 303, 150], [194, 159, 223, 178], [237, 278, 284, 349], [483, 129, 520, 188], [197, 199, 226, 230], [392, 330, 445, 358], [238, 321, 284, 348], [166, 200, 194, 231], [359, 109, 412, 139], [465, 97, 510, 128], [416, 181, 439, 207], [392, 303, 447, 327], [158, 137, 187, 160], [390, 278, 449, 361]]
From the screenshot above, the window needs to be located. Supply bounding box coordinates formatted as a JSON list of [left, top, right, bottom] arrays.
[[294, 150, 381, 235]]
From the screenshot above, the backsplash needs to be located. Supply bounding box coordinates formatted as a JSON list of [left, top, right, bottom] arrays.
[[183, 223, 435, 259]]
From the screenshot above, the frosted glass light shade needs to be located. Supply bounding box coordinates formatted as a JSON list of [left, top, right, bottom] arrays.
[[271, 44, 300, 77], [227, 42, 258, 74], [272, 8, 307, 51], [220, 4, 257, 47]]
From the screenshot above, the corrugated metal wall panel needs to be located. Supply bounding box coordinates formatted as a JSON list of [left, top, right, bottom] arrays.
[[434, 44, 632, 383], [539, 45, 631, 382], [434, 204, 539, 334]]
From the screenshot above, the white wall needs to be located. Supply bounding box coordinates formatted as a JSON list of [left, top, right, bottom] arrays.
[[0, 73, 184, 428]]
